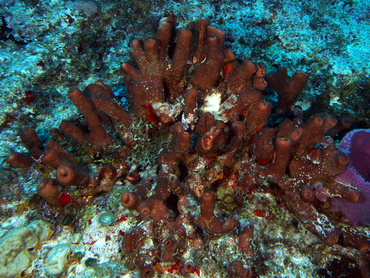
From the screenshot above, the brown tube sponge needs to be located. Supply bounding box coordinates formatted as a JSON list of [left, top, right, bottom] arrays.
[[244, 101, 272, 136], [170, 122, 191, 154], [183, 88, 198, 125], [121, 38, 166, 117], [286, 199, 339, 246], [223, 59, 257, 94], [84, 81, 115, 99], [301, 187, 314, 200], [123, 228, 145, 253], [277, 119, 294, 137], [325, 180, 361, 203], [121, 192, 140, 209], [59, 120, 88, 144], [41, 148, 70, 169], [56, 165, 90, 187], [253, 63, 267, 91], [261, 137, 294, 181], [140, 196, 169, 221], [183, 261, 194, 273], [50, 127, 64, 141], [165, 29, 192, 101], [254, 127, 277, 163], [200, 192, 216, 220], [20, 128, 43, 150], [140, 265, 155, 278], [187, 18, 210, 63], [37, 179, 62, 205], [235, 90, 262, 118], [239, 224, 254, 255], [161, 237, 178, 262], [195, 126, 226, 155], [196, 112, 215, 134], [266, 68, 309, 116], [320, 146, 349, 176], [155, 172, 175, 201], [6, 152, 35, 168], [297, 114, 336, 152], [155, 17, 175, 58], [121, 186, 147, 210], [46, 140, 80, 165], [327, 116, 352, 137], [92, 96, 132, 128], [340, 225, 370, 252], [68, 87, 113, 147], [228, 260, 252, 278], [198, 192, 237, 234], [190, 36, 225, 91]]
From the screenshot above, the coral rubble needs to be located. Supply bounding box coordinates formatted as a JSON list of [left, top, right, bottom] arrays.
[[5, 17, 370, 277]]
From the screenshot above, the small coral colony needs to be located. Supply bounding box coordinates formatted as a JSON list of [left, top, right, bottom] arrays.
[[3, 17, 370, 277]]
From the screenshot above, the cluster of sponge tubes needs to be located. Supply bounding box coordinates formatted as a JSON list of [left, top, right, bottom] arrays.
[[7, 17, 370, 277], [7, 81, 131, 206], [118, 17, 369, 276]]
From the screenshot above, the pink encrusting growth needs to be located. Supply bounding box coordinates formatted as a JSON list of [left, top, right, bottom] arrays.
[[331, 129, 370, 227]]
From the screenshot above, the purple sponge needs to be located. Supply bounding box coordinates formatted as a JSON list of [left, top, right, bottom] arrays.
[[330, 129, 370, 227]]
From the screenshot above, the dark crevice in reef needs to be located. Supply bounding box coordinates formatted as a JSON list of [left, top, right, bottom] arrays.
[[178, 160, 188, 181], [0, 16, 28, 45], [164, 192, 180, 219], [317, 258, 363, 278]]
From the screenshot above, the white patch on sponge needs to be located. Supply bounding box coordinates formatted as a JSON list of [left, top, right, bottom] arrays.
[[202, 92, 222, 118]]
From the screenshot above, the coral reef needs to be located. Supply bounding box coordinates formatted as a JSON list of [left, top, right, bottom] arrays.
[[3, 15, 370, 277]]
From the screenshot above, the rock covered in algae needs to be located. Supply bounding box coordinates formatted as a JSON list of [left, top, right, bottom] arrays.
[[45, 244, 73, 275], [26, 219, 53, 242], [0, 220, 52, 278]]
